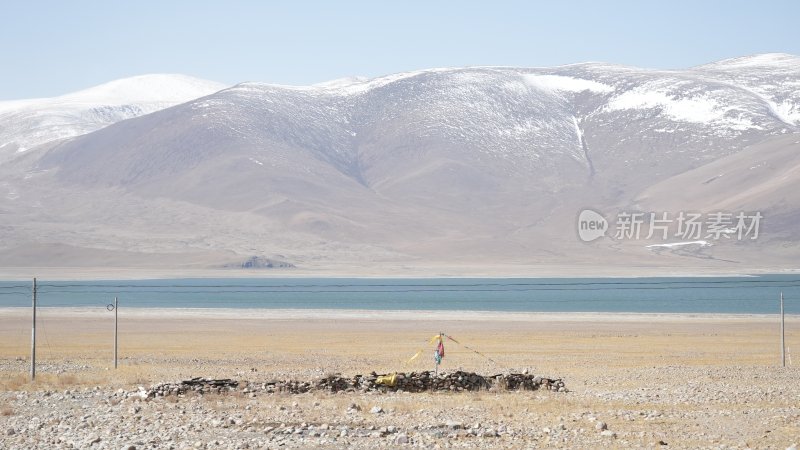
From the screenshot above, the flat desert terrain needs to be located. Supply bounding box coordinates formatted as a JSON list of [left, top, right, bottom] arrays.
[[1, 308, 798, 449]]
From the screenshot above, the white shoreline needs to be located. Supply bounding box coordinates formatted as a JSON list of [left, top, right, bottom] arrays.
[[0, 307, 795, 322]]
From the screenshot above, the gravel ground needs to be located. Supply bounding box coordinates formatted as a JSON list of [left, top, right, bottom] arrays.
[[1, 364, 799, 449]]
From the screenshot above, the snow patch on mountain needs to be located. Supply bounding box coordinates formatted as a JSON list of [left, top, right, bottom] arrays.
[[605, 88, 759, 130], [0, 74, 224, 113], [697, 53, 800, 70], [769, 99, 800, 125], [243, 68, 457, 97], [524, 74, 614, 94], [646, 240, 712, 249], [571, 116, 583, 147], [732, 85, 800, 127], [57, 74, 225, 106], [690, 53, 800, 128], [0, 74, 226, 154]]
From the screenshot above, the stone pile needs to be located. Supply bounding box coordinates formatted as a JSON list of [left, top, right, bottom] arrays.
[[313, 370, 495, 393], [263, 379, 314, 394], [135, 378, 239, 399], [501, 373, 564, 391], [136, 372, 565, 398]]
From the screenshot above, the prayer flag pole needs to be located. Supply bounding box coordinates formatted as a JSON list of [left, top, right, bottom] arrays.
[[434, 332, 444, 376]]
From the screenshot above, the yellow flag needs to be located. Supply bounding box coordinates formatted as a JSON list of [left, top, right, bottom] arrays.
[[406, 350, 422, 364]]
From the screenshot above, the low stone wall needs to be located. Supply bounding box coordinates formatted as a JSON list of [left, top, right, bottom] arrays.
[[134, 371, 566, 399]]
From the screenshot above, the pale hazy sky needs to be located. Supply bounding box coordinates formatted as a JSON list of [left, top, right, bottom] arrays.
[[2, 0, 799, 99]]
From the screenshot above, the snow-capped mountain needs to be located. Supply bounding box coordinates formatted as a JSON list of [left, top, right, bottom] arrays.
[[40, 54, 799, 203], [1, 54, 799, 274], [0, 74, 226, 159]]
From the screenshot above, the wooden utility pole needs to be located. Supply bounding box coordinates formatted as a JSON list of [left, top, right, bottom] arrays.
[[781, 292, 785, 368], [114, 297, 118, 369], [31, 278, 37, 381]]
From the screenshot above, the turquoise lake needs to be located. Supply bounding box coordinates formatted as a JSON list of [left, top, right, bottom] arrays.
[[0, 275, 798, 314]]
